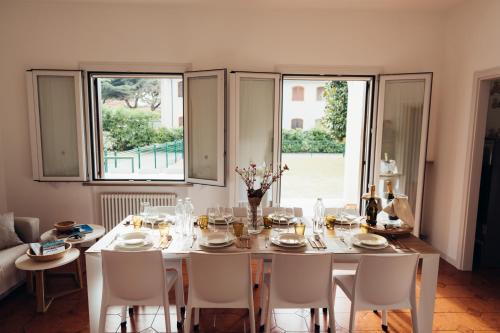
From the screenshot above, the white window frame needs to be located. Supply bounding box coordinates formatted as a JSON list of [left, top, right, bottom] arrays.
[[26, 70, 86, 181], [86, 72, 185, 182], [373, 73, 433, 237], [184, 69, 227, 186], [230, 72, 281, 205]]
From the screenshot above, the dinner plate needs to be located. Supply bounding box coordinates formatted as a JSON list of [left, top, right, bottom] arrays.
[[209, 217, 234, 225], [271, 233, 306, 248], [199, 237, 235, 248], [114, 242, 154, 251], [205, 232, 234, 245], [351, 233, 388, 249], [335, 216, 362, 225], [268, 214, 296, 225]]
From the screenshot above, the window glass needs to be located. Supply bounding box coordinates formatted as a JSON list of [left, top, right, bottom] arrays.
[[93, 75, 184, 180], [292, 86, 304, 101]]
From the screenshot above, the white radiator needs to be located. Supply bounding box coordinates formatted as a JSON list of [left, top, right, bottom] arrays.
[[100, 192, 177, 231]]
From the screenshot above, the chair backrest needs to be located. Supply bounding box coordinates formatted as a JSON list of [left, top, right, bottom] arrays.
[[187, 252, 253, 308], [354, 254, 419, 307], [154, 206, 176, 215], [269, 253, 333, 307], [101, 250, 166, 304]]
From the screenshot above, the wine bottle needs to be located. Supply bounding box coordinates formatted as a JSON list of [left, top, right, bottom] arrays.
[[365, 185, 378, 226], [386, 180, 399, 220]]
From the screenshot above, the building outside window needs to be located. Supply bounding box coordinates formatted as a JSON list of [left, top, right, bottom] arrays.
[[292, 85, 304, 101], [291, 118, 304, 129]]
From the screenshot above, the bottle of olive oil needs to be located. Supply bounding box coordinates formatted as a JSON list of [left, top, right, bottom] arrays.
[[365, 185, 378, 226], [386, 180, 399, 221]]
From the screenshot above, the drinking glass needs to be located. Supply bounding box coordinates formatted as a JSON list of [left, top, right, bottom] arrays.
[[198, 215, 209, 230], [232, 220, 244, 238], [158, 221, 170, 239], [294, 217, 305, 235], [132, 215, 143, 230]]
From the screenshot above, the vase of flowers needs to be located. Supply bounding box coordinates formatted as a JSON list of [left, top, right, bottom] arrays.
[[235, 163, 289, 234]]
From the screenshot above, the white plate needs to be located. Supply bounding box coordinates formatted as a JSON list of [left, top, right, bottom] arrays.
[[209, 217, 234, 225], [206, 232, 234, 245], [351, 233, 388, 249], [271, 234, 306, 248], [199, 238, 235, 248], [114, 242, 154, 251], [269, 214, 295, 225]]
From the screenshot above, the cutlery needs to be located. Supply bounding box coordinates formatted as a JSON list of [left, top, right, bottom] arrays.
[[314, 234, 327, 249], [265, 236, 269, 248], [339, 236, 352, 250], [191, 234, 197, 248], [308, 237, 320, 250]]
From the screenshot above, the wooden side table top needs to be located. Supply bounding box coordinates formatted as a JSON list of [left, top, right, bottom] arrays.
[[15, 248, 80, 271], [40, 224, 106, 245]]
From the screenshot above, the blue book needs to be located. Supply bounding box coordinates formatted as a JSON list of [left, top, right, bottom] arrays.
[[78, 224, 93, 234]]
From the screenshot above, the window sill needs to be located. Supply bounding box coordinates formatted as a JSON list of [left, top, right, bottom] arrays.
[[82, 180, 193, 187]]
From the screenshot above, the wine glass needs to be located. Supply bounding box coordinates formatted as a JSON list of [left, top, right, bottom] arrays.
[[285, 207, 295, 233], [222, 208, 233, 241]]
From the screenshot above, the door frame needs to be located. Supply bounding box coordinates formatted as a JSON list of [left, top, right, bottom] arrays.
[[460, 66, 500, 270], [277, 74, 376, 211]]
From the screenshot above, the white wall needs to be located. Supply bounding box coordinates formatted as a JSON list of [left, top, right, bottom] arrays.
[[422, 0, 500, 267], [0, 1, 443, 233]]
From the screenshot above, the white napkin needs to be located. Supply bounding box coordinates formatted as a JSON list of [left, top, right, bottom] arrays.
[[382, 195, 414, 227]]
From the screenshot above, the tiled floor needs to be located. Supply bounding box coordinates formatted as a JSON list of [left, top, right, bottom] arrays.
[[1, 259, 499, 333]]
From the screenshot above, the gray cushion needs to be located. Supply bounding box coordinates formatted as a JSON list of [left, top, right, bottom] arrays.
[[0, 212, 23, 250]]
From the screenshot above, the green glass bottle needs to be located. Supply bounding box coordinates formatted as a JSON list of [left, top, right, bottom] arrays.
[[365, 185, 378, 226]]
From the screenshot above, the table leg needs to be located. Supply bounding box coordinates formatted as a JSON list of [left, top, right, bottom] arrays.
[[76, 256, 83, 289], [418, 254, 439, 332], [26, 271, 34, 294], [35, 270, 53, 313]]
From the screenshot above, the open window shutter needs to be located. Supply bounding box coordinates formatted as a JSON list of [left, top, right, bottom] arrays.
[[231, 72, 281, 205], [184, 69, 226, 186], [373, 73, 432, 236], [26, 70, 86, 181]]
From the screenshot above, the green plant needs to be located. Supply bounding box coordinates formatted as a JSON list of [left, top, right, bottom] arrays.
[[322, 81, 348, 142], [281, 128, 344, 154]]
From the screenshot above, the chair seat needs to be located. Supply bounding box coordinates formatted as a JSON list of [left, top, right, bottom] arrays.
[[334, 274, 355, 299]]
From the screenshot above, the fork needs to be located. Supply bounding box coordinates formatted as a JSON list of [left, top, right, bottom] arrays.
[[264, 236, 269, 248], [190, 234, 197, 248]]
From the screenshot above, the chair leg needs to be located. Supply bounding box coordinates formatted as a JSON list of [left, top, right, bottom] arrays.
[[98, 303, 107, 333], [411, 306, 419, 333], [249, 306, 256, 333], [314, 308, 320, 329], [254, 259, 262, 288], [194, 307, 200, 326], [348, 306, 356, 333], [260, 282, 268, 330], [120, 306, 127, 324], [329, 284, 336, 333], [381, 310, 388, 331], [184, 305, 192, 333], [264, 304, 272, 333]]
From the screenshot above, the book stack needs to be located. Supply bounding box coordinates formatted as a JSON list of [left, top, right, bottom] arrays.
[[30, 240, 66, 256], [56, 224, 94, 239]]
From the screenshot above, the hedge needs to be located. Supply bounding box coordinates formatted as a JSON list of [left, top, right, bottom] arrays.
[[282, 128, 345, 154], [102, 107, 183, 151]]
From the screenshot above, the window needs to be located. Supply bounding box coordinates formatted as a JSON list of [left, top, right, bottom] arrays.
[[316, 86, 325, 100], [89, 70, 226, 184], [291, 85, 304, 101], [178, 81, 183, 98], [291, 118, 303, 129], [89, 73, 185, 181], [26, 70, 86, 181]]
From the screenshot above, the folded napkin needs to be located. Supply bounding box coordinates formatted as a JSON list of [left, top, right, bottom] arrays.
[[383, 195, 414, 227]]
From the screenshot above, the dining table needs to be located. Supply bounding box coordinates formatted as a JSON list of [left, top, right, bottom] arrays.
[[85, 217, 440, 333]]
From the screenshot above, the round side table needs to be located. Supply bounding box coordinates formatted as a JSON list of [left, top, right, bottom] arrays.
[[41, 224, 106, 246], [15, 248, 82, 313]]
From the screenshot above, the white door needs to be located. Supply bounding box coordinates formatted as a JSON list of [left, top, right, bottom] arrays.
[[374, 73, 433, 236]]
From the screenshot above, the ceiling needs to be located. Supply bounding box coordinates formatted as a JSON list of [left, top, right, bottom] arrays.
[[11, 0, 467, 12]]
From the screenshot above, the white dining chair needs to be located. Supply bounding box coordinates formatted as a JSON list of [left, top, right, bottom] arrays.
[[184, 252, 256, 333], [262, 253, 335, 333], [333, 253, 419, 332], [99, 250, 179, 333], [232, 206, 247, 218], [151, 205, 186, 321]]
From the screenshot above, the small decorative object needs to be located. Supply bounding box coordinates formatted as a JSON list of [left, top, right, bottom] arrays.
[[235, 163, 289, 234], [54, 221, 76, 233]]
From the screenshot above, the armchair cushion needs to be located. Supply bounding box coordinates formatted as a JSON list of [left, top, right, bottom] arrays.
[[0, 212, 23, 250], [14, 216, 40, 243]]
